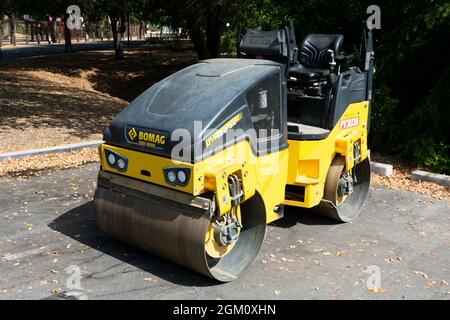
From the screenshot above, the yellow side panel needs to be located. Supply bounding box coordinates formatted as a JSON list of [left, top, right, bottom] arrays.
[[255, 149, 289, 223], [285, 101, 369, 208]]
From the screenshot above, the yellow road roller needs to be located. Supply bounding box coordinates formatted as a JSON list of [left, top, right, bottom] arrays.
[[93, 23, 375, 281]]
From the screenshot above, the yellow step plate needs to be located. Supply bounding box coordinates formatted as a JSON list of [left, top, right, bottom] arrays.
[[294, 176, 319, 185]]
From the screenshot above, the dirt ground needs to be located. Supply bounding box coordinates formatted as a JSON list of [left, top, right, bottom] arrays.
[[370, 153, 450, 201], [0, 40, 198, 153]]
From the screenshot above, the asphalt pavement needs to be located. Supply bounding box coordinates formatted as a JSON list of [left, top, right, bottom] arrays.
[[0, 163, 449, 300]]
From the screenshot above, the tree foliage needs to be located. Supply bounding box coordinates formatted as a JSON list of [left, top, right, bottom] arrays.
[[1, 0, 449, 172]]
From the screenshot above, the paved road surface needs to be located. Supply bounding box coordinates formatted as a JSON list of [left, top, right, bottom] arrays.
[[0, 40, 144, 61], [0, 163, 449, 299]]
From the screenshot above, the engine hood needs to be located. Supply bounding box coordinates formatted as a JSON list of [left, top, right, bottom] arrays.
[[104, 58, 283, 162]]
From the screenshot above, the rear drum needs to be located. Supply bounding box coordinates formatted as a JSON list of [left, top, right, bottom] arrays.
[[315, 156, 371, 222]]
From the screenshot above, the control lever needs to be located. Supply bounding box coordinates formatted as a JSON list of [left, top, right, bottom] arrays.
[[327, 49, 336, 73]]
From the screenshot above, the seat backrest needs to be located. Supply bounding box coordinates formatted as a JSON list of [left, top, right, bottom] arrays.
[[238, 28, 289, 63], [298, 34, 344, 69]]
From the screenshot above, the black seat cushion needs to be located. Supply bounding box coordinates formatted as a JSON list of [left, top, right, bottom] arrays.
[[288, 64, 330, 82], [299, 34, 344, 69], [287, 34, 344, 83]]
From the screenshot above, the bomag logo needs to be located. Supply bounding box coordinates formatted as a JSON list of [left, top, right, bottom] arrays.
[[126, 126, 167, 148], [138, 131, 166, 145], [128, 128, 137, 140]]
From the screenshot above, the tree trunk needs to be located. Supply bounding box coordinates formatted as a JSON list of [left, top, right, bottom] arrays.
[[205, 5, 222, 58], [189, 4, 223, 60], [63, 13, 72, 52], [190, 23, 209, 60], [119, 14, 127, 50], [110, 15, 124, 60], [0, 28, 3, 60]]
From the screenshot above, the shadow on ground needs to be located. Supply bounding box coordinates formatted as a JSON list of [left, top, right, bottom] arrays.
[[270, 205, 341, 228], [48, 199, 339, 287], [48, 201, 217, 287]]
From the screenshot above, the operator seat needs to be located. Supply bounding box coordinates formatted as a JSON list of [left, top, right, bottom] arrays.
[[288, 34, 344, 82], [286, 34, 344, 133]]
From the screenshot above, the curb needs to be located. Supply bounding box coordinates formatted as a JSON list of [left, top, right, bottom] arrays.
[[411, 170, 450, 188], [370, 161, 393, 177], [0, 140, 103, 161]]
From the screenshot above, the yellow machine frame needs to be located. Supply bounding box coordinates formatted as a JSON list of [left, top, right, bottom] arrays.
[[98, 100, 369, 224]]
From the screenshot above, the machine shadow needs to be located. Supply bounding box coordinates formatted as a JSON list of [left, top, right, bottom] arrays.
[[48, 201, 218, 287], [270, 205, 341, 228]]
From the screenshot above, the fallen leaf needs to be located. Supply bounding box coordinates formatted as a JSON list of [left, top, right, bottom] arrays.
[[413, 271, 428, 278], [51, 288, 61, 295], [39, 280, 48, 286]]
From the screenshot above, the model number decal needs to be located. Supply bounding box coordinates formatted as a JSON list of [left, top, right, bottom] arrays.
[[339, 117, 359, 129], [205, 112, 243, 147]]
